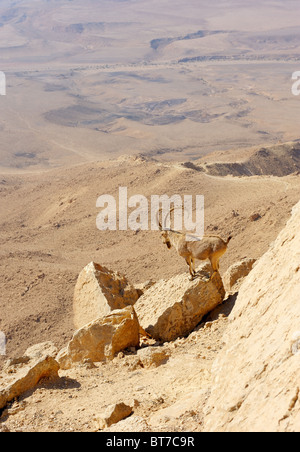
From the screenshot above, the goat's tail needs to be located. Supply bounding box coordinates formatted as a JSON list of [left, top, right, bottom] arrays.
[[226, 236, 233, 245]]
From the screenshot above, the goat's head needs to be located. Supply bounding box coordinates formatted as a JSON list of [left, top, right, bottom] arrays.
[[161, 230, 172, 249]]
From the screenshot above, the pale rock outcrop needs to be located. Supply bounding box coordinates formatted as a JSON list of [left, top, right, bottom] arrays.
[[204, 201, 300, 432], [135, 280, 156, 297], [223, 258, 256, 294], [135, 262, 225, 342], [73, 262, 140, 330], [0, 342, 60, 410], [58, 306, 140, 369]]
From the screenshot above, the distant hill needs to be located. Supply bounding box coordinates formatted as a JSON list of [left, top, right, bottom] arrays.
[[186, 142, 300, 177]]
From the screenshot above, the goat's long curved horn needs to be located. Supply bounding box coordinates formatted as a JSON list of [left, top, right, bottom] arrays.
[[163, 207, 176, 230]]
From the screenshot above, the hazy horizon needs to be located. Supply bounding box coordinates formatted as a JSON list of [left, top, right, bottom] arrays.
[[1, 0, 300, 171]]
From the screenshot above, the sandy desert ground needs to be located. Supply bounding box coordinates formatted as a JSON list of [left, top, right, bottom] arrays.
[[0, 148, 299, 362], [0, 150, 300, 432]]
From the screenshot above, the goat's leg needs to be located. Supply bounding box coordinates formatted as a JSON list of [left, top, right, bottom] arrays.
[[186, 256, 196, 280], [191, 257, 196, 275], [210, 255, 219, 277]]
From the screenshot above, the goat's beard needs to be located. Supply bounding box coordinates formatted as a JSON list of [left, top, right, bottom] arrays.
[[166, 242, 172, 249]]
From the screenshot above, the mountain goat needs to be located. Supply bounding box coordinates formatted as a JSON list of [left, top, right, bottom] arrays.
[[157, 209, 232, 280]]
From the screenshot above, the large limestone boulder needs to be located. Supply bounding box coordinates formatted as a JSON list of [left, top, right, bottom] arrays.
[[0, 342, 60, 410], [135, 263, 225, 342], [223, 258, 256, 294], [204, 201, 300, 432], [73, 262, 140, 330], [58, 306, 140, 369]]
